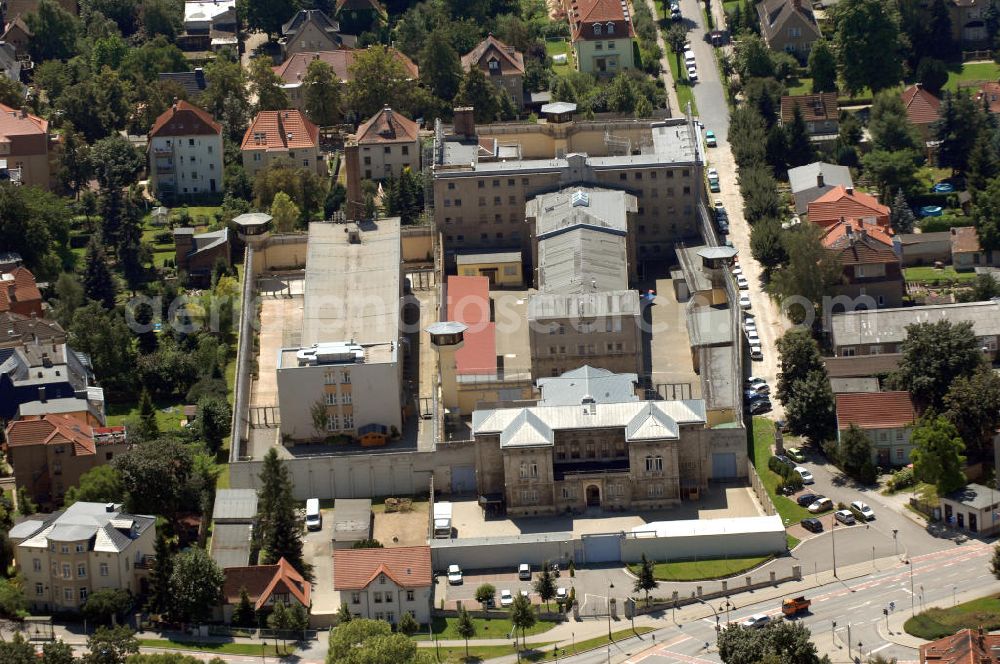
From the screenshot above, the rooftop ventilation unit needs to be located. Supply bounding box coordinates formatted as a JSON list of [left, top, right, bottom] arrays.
[[571, 190, 590, 207]]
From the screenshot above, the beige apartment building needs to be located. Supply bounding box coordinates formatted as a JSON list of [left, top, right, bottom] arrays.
[[241, 110, 326, 180], [432, 107, 703, 267], [11, 502, 156, 613], [353, 106, 420, 181]]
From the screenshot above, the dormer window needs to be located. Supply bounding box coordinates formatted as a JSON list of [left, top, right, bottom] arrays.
[[606, 21, 614, 34], [593, 23, 602, 35], [488, 58, 500, 72]]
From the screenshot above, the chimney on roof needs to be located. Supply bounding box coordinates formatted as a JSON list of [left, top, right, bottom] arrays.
[[845, 186, 854, 196], [105, 502, 115, 513], [453, 107, 476, 139], [38, 386, 45, 402], [172, 97, 179, 111], [816, 170, 824, 188], [345, 142, 363, 222]]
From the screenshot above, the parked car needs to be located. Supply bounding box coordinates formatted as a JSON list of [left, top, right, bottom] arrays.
[[741, 614, 771, 629], [750, 345, 763, 361], [556, 587, 568, 602], [705, 129, 717, 147], [687, 66, 698, 81], [750, 399, 772, 415], [747, 331, 760, 345], [717, 218, 729, 234], [745, 389, 768, 402], [500, 589, 513, 606], [746, 382, 769, 395], [786, 447, 804, 462], [447, 564, 463, 585], [732, 265, 743, 276], [850, 500, 875, 521], [684, 50, 696, 65], [800, 518, 823, 533], [736, 275, 749, 289], [808, 497, 833, 513], [796, 493, 820, 507], [834, 509, 856, 525], [670, 3, 681, 19], [774, 455, 794, 468], [739, 294, 752, 310], [518, 563, 531, 580], [794, 467, 814, 484]]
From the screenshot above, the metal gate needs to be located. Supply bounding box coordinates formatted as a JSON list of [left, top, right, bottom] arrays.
[[712, 452, 738, 480], [451, 466, 476, 494], [581, 533, 622, 564]]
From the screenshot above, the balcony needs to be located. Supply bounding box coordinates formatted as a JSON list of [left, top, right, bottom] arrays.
[[554, 459, 629, 480]]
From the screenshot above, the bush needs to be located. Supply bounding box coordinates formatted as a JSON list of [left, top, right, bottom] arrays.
[[918, 213, 974, 232], [888, 466, 915, 492], [153, 231, 173, 245]]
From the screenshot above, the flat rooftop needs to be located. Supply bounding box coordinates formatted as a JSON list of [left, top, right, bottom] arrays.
[[301, 219, 402, 348], [830, 300, 1000, 347]]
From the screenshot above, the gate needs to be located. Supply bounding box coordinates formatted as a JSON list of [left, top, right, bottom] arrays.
[[581, 533, 622, 564], [451, 466, 476, 494], [712, 452, 738, 480]]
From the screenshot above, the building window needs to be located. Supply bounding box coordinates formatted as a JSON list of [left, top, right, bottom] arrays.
[[77, 564, 86, 578], [351, 592, 361, 604], [80, 588, 88, 601], [386, 611, 395, 623], [596, 42, 603, 50], [608, 40, 615, 49], [341, 371, 351, 384], [342, 393, 352, 404], [61, 546, 69, 554], [33, 559, 41, 572], [384, 591, 393, 602], [35, 583, 43, 596], [100, 563, 109, 577], [402, 146, 409, 155], [325, 393, 337, 405], [647, 484, 664, 497], [896, 448, 905, 460], [324, 372, 335, 385], [374, 593, 382, 603], [841, 347, 857, 357], [62, 564, 70, 579], [379, 574, 387, 585], [520, 489, 538, 503], [488, 58, 500, 71], [645, 456, 663, 472], [189, 139, 195, 146], [406, 590, 415, 601], [76, 544, 84, 553], [519, 462, 538, 479], [64, 588, 73, 601], [326, 415, 338, 431], [593, 23, 602, 35]]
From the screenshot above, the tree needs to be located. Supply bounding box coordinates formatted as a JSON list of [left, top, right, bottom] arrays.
[[41, 640, 76, 664], [337, 602, 352, 624], [257, 449, 308, 574], [776, 330, 832, 424], [750, 217, 788, 270], [916, 57, 949, 95], [303, 59, 341, 126], [253, 161, 327, 219], [326, 619, 432, 664], [910, 415, 967, 495], [717, 621, 824, 664], [0, 184, 69, 279], [136, 388, 160, 441], [474, 583, 496, 610], [861, 149, 921, 202], [510, 592, 536, 647], [82, 238, 117, 309], [771, 222, 841, 322], [666, 25, 688, 79], [52, 271, 85, 327], [991, 543, 1000, 579], [0, 633, 37, 664], [231, 587, 256, 627], [419, 29, 462, 101], [0, 576, 26, 618], [148, 533, 174, 616], [201, 56, 250, 143], [533, 562, 556, 610], [784, 105, 817, 168], [83, 625, 139, 664], [84, 588, 132, 625], [64, 465, 123, 506], [734, 33, 775, 81], [114, 437, 194, 517], [869, 90, 921, 153], [785, 369, 837, 444], [743, 77, 785, 128], [740, 164, 782, 223], [889, 190, 916, 233], [808, 40, 837, 93], [973, 176, 1000, 252], [345, 46, 411, 121], [834, 0, 903, 96], [168, 547, 224, 623], [967, 136, 999, 194], [249, 56, 290, 112], [838, 425, 877, 482], [929, 0, 955, 58], [890, 320, 984, 408], [456, 607, 476, 658], [91, 135, 145, 193], [26, 0, 79, 62], [936, 90, 986, 173], [943, 367, 1000, 460], [456, 66, 500, 123], [633, 553, 658, 606], [270, 191, 301, 233], [141, 0, 182, 39], [398, 610, 419, 636], [243, 0, 299, 38], [197, 395, 232, 454]]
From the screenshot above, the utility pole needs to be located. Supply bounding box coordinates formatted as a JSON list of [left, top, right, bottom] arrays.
[[832, 520, 838, 577], [847, 624, 852, 657], [909, 559, 916, 615]]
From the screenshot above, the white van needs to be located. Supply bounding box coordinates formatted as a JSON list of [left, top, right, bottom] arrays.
[[305, 498, 322, 531]]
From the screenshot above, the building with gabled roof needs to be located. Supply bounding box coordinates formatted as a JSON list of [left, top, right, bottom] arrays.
[[787, 162, 853, 215], [951, 225, 1000, 270], [836, 391, 918, 466], [281, 9, 354, 59], [807, 185, 891, 229], [220, 557, 311, 620], [241, 109, 325, 179], [0, 103, 52, 189], [273, 48, 417, 111], [565, 0, 635, 75], [0, 340, 104, 424], [0, 266, 41, 317], [12, 501, 156, 613], [0, 311, 65, 349], [462, 35, 526, 108], [173, 227, 230, 282], [821, 218, 904, 308], [5, 414, 127, 508], [920, 628, 1000, 664], [901, 84, 942, 142], [352, 106, 420, 181], [148, 100, 223, 199], [755, 0, 821, 60], [780, 93, 838, 137], [333, 545, 432, 625]]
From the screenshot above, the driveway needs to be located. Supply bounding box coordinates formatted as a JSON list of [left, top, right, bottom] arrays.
[[303, 508, 337, 615]]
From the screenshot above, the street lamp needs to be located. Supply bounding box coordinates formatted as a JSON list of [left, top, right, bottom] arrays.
[[831, 519, 838, 577], [893, 529, 899, 557], [607, 582, 615, 640]]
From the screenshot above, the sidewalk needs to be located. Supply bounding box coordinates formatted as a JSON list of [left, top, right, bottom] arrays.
[[642, 0, 681, 116], [877, 580, 1000, 650]]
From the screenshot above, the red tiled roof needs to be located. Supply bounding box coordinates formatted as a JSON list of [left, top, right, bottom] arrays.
[[836, 391, 917, 431], [461, 35, 525, 76], [978, 81, 1000, 114], [0, 266, 41, 314], [3, 414, 123, 456], [149, 100, 221, 138], [241, 110, 320, 152], [446, 276, 496, 375], [780, 93, 838, 124], [919, 628, 1000, 664], [354, 106, 419, 145], [272, 48, 418, 84], [808, 186, 891, 228], [821, 218, 898, 265], [0, 102, 46, 137], [568, 0, 634, 40], [950, 225, 982, 254], [333, 545, 432, 590], [901, 84, 942, 126], [223, 558, 312, 610]]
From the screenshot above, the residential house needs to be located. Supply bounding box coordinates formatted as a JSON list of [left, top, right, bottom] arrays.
[[0, 341, 104, 423], [0, 103, 51, 188], [919, 627, 1000, 664], [901, 84, 942, 143], [462, 35, 526, 108], [821, 218, 905, 308], [10, 501, 156, 613], [940, 485, 1000, 537], [829, 300, 1000, 357], [220, 558, 311, 622], [836, 391, 918, 466], [824, 353, 902, 380], [273, 48, 417, 111], [0, 41, 20, 89], [210, 489, 258, 570], [455, 251, 524, 287], [333, 545, 432, 625], [173, 227, 230, 281], [333, 0, 385, 35], [755, 0, 822, 60], [158, 69, 208, 101], [5, 415, 127, 507], [977, 81, 1000, 114], [179, 0, 237, 52], [951, 226, 1000, 270], [353, 106, 419, 181], [148, 100, 224, 199], [941, 0, 990, 46], [0, 266, 41, 317], [565, 0, 636, 76], [281, 9, 354, 60], [780, 93, 838, 138], [807, 185, 891, 229], [897, 231, 953, 266], [2, 15, 31, 58], [787, 162, 853, 215], [0, 312, 65, 349], [241, 110, 325, 180]]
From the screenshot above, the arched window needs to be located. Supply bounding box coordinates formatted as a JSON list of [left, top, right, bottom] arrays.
[[606, 21, 615, 34], [593, 23, 602, 35]]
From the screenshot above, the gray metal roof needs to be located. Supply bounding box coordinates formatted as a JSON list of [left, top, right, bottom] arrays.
[[675, 246, 714, 294], [830, 377, 880, 393], [787, 162, 853, 214], [541, 102, 577, 114], [456, 251, 522, 265], [212, 489, 259, 522], [527, 188, 635, 238], [8, 518, 49, 541], [426, 321, 467, 335], [232, 212, 273, 227], [211, 523, 253, 569], [538, 225, 628, 294], [697, 246, 738, 260], [18, 502, 153, 553], [830, 301, 1000, 347], [333, 499, 372, 542], [687, 308, 732, 347], [943, 483, 999, 510], [527, 290, 640, 320], [536, 366, 638, 406]]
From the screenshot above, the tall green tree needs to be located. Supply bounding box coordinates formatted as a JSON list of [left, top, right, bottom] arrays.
[[303, 59, 341, 127], [533, 562, 556, 610], [419, 29, 462, 101], [943, 367, 1000, 461], [889, 190, 916, 233], [398, 610, 419, 636], [633, 554, 658, 606], [83, 625, 139, 664], [64, 465, 123, 506], [147, 531, 174, 615], [808, 40, 837, 93], [114, 437, 195, 518], [750, 217, 788, 270], [242, 0, 300, 38], [838, 425, 877, 482], [869, 90, 922, 152], [346, 45, 411, 121], [936, 90, 986, 173], [249, 56, 290, 112], [82, 238, 118, 309], [26, 0, 79, 62], [770, 222, 842, 322], [168, 547, 224, 623], [68, 303, 136, 395], [84, 588, 132, 625], [911, 415, 967, 495], [455, 607, 476, 658], [861, 149, 921, 202], [40, 640, 75, 664], [510, 592, 536, 647], [474, 583, 496, 610], [136, 389, 160, 441], [834, 0, 903, 95], [968, 136, 1000, 193], [733, 33, 774, 81], [775, 330, 827, 406], [928, 0, 954, 59], [666, 25, 688, 80], [201, 55, 250, 143], [257, 449, 308, 575], [456, 66, 500, 123], [197, 396, 232, 455], [890, 320, 984, 408], [974, 175, 1000, 252], [231, 587, 256, 627], [784, 105, 816, 168]]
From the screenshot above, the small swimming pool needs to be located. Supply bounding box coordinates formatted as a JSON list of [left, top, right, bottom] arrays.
[[919, 205, 944, 217]]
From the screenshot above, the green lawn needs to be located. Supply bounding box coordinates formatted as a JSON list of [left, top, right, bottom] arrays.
[[787, 534, 801, 549], [752, 418, 829, 526], [105, 397, 187, 429], [904, 594, 1000, 640], [666, 52, 698, 115], [430, 626, 653, 663], [139, 639, 293, 656], [546, 40, 573, 76], [628, 556, 772, 581], [944, 61, 1000, 92], [903, 266, 979, 284], [786, 77, 812, 96], [414, 615, 559, 641]]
